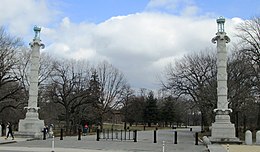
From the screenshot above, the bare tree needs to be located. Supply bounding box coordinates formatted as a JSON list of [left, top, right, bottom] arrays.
[[0, 27, 25, 118], [227, 50, 255, 134], [236, 16, 260, 93], [46, 59, 91, 133], [236, 16, 260, 129], [95, 61, 128, 129], [162, 49, 217, 131], [120, 85, 135, 129]]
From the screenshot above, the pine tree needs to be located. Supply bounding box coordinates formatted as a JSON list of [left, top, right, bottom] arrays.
[[143, 91, 158, 127]]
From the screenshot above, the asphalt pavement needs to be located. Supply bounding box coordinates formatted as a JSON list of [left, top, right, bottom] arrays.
[[0, 126, 208, 152]]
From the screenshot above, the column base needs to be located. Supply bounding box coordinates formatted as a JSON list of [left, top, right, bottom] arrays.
[[210, 114, 241, 144], [16, 112, 44, 139]]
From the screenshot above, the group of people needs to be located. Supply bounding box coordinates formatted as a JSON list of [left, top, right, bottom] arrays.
[[3, 123, 54, 140], [2, 122, 91, 139], [43, 124, 54, 138]]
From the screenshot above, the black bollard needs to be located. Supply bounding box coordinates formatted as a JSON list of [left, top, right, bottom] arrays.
[[154, 130, 157, 143], [134, 130, 137, 142], [96, 129, 100, 141], [195, 132, 198, 145], [190, 128, 192, 132], [144, 125, 146, 131], [174, 131, 177, 144], [60, 128, 63, 140], [78, 128, 81, 140], [43, 128, 46, 140]]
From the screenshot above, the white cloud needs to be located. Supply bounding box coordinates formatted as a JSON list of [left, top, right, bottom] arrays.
[[1, 0, 244, 90], [181, 5, 199, 16], [0, 0, 57, 36], [42, 13, 242, 90]]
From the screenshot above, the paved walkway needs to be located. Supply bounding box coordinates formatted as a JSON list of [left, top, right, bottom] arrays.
[[207, 142, 260, 152], [2, 127, 260, 152], [0, 126, 207, 152], [221, 144, 260, 152]]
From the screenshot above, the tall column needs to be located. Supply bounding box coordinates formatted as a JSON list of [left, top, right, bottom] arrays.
[[25, 26, 45, 118], [16, 26, 45, 139], [210, 17, 240, 143]]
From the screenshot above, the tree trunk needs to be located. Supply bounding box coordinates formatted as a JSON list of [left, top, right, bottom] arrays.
[[65, 110, 70, 135]]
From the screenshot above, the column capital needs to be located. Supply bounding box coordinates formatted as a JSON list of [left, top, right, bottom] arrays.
[[29, 39, 45, 49], [211, 32, 230, 44]]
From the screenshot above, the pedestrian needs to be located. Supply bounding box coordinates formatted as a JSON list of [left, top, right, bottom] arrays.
[[83, 123, 88, 136], [49, 124, 54, 137], [45, 125, 49, 138], [5, 122, 14, 140]]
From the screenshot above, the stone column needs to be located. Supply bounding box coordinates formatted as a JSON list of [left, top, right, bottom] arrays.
[[210, 17, 239, 143], [16, 26, 45, 139]]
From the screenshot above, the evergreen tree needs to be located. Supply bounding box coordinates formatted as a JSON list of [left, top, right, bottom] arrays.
[[159, 96, 175, 126], [143, 91, 158, 127], [87, 69, 102, 124]]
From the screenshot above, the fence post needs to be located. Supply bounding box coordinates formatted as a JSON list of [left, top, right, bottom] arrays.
[[43, 128, 46, 140], [174, 131, 177, 144], [195, 132, 198, 145], [134, 130, 137, 142], [154, 130, 157, 143], [60, 128, 63, 140], [78, 128, 81, 140], [96, 129, 100, 141]]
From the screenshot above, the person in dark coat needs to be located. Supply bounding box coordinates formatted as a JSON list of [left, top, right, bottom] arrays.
[[5, 122, 14, 140]]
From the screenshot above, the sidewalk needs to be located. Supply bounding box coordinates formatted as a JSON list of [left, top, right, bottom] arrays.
[[221, 144, 260, 152], [2, 128, 260, 152], [0, 136, 29, 144], [207, 142, 260, 152], [0, 127, 207, 152]]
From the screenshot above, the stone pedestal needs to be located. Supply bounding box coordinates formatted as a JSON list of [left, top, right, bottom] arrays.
[[15, 110, 44, 139], [210, 113, 239, 143]]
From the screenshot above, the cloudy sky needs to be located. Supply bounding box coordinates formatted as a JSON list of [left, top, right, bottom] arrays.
[[1, 0, 259, 90]]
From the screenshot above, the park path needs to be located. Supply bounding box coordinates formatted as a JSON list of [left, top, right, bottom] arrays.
[[0, 126, 208, 152]]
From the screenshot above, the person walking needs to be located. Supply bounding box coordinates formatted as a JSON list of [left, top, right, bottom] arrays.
[[5, 122, 14, 140], [83, 123, 88, 136]]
